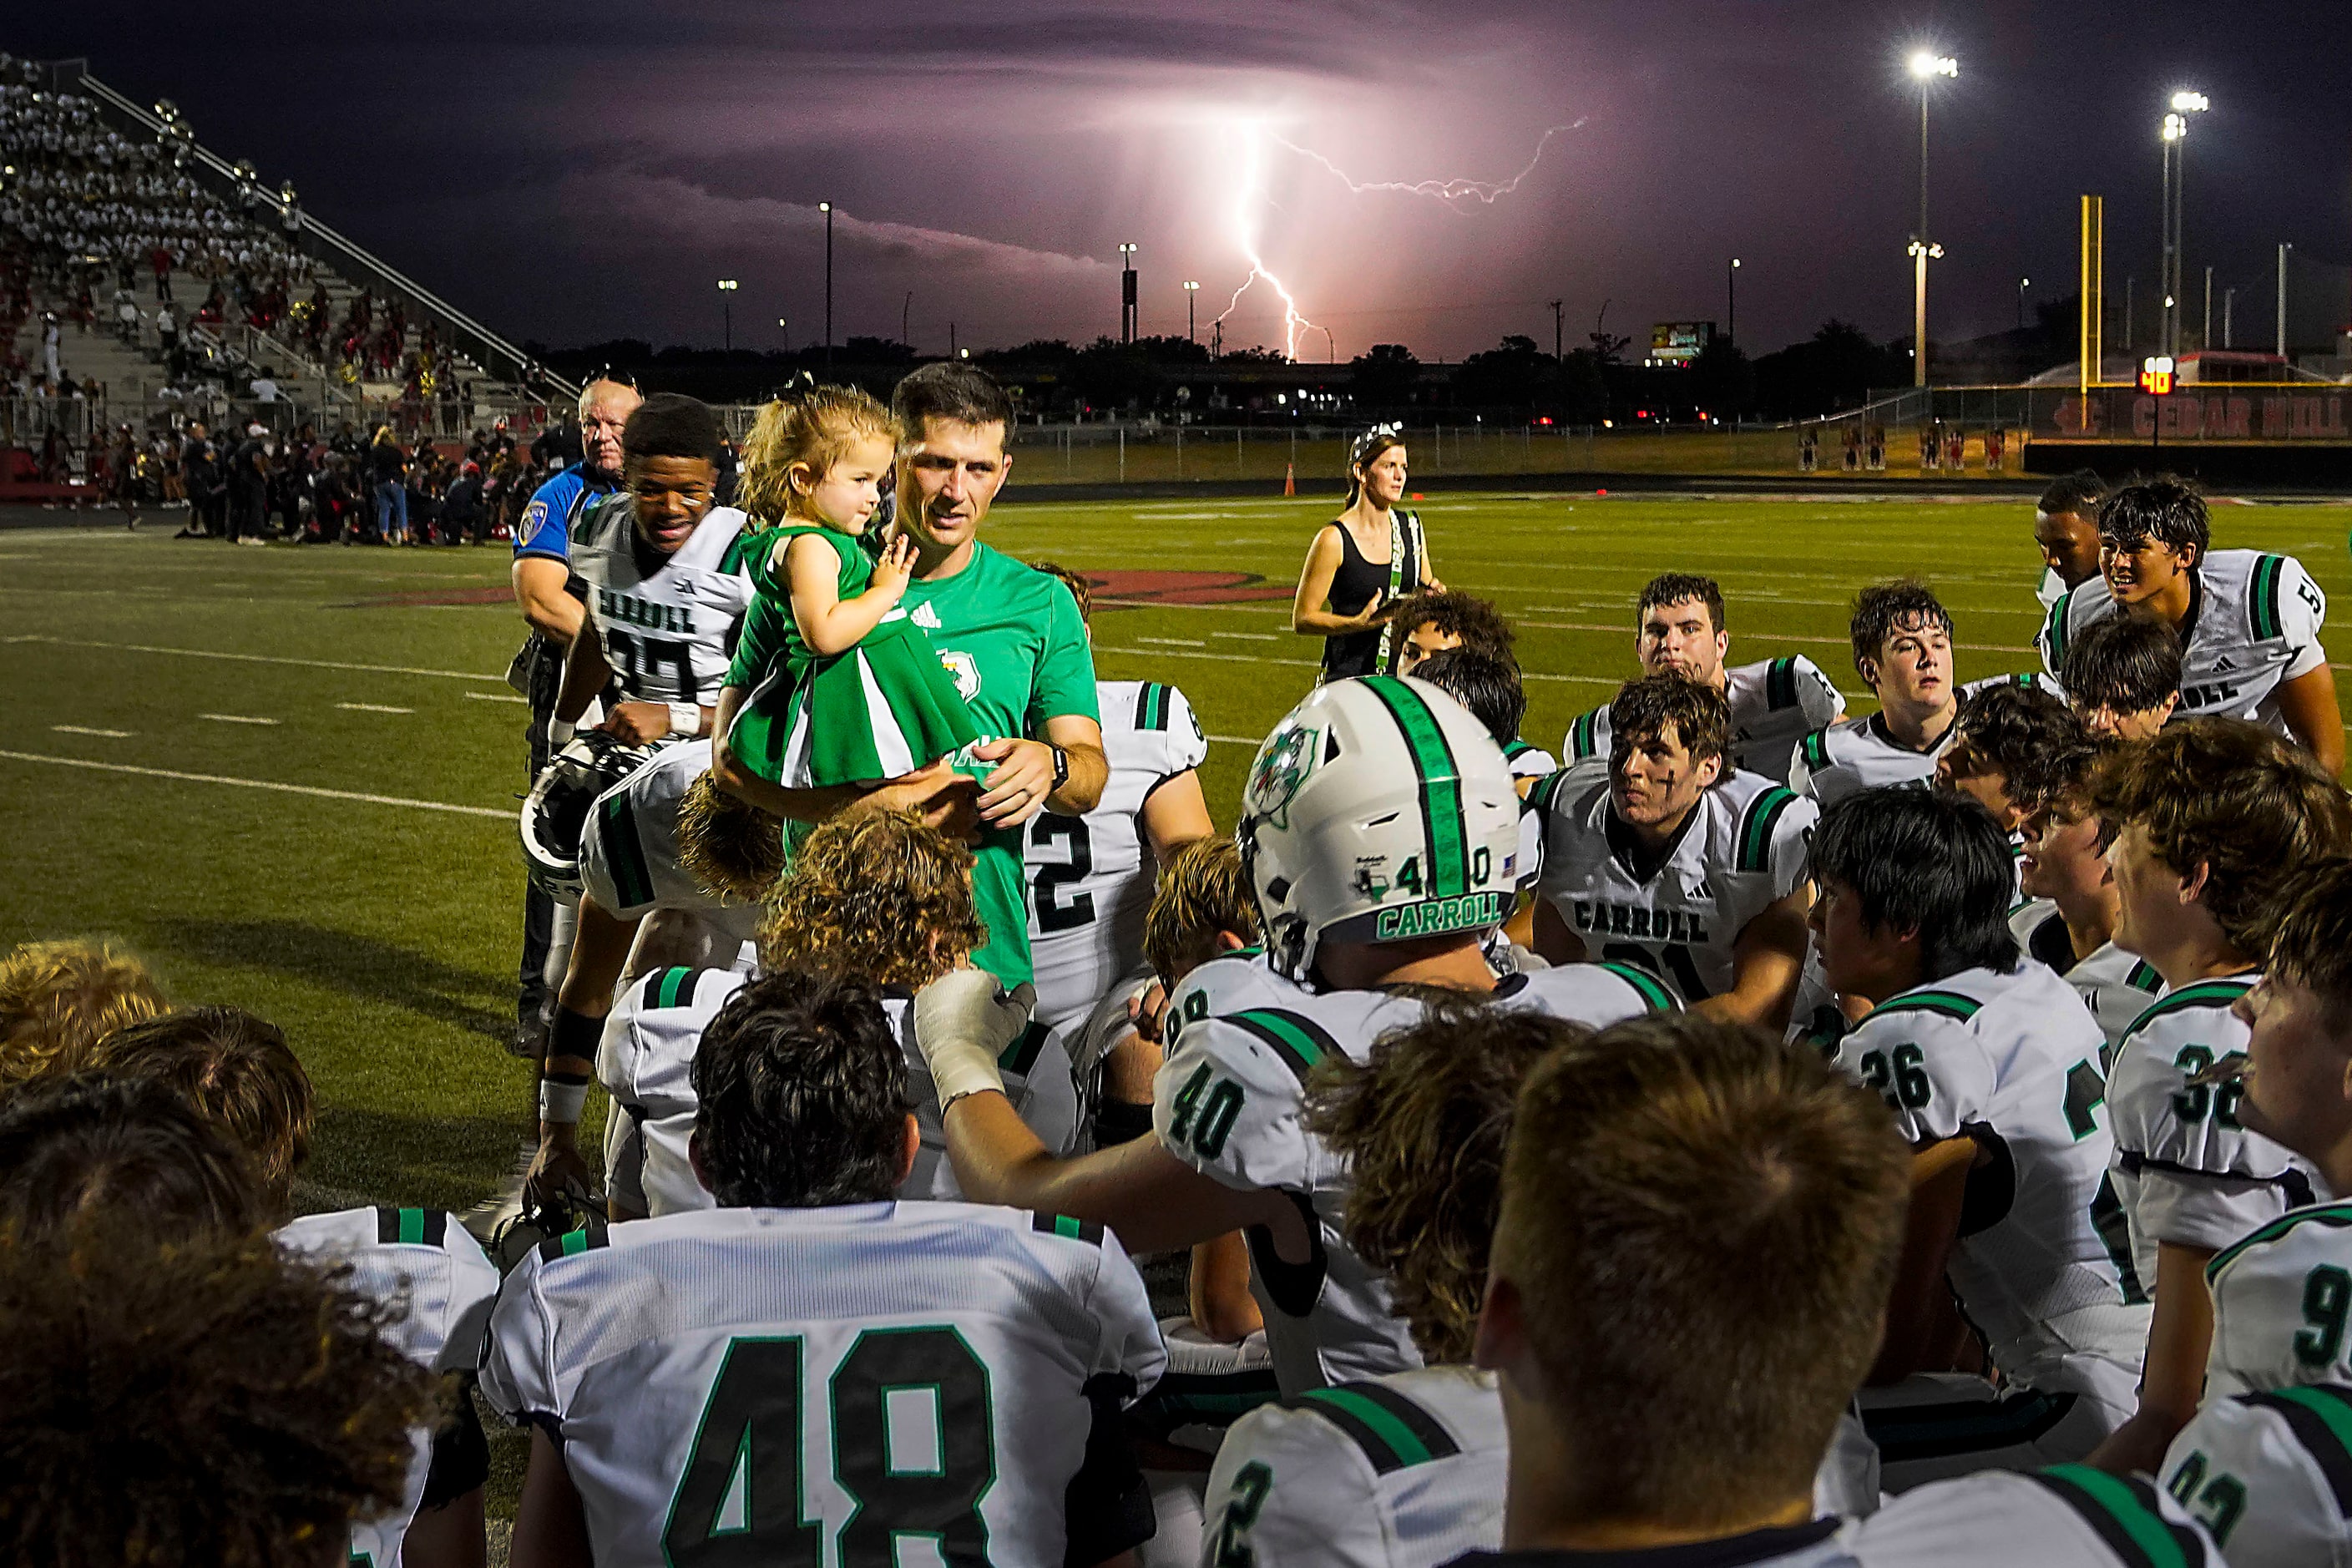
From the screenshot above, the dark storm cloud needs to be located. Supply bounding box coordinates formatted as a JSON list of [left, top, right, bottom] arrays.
[[11, 2, 2346, 360]]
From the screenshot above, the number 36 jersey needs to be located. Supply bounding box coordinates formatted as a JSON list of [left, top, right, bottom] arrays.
[[1532, 767, 1816, 1004], [1831, 964, 2152, 1392], [1025, 680, 1208, 1034], [571, 494, 756, 706], [1154, 959, 1677, 1396], [479, 1202, 1166, 1568]]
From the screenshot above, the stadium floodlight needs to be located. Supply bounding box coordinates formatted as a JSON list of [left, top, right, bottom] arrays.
[[2172, 91, 2209, 114], [2162, 114, 2187, 143], [1904, 52, 1957, 384], [1909, 52, 1958, 78], [717, 279, 739, 352], [1183, 279, 1201, 344], [819, 203, 836, 365]]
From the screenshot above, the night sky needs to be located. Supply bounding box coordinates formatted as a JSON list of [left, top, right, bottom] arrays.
[[12, 3, 2348, 362]]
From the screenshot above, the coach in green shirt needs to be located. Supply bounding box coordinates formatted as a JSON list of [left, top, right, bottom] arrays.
[[714, 363, 1106, 988]]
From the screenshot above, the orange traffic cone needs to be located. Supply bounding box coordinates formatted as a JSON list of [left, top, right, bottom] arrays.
[[1283, 462, 1295, 496]]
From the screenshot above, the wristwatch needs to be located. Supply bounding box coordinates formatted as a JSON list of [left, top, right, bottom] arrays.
[[1048, 744, 1070, 792]]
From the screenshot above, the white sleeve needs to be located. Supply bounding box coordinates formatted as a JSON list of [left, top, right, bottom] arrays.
[[1793, 656, 1847, 728], [1200, 1406, 1388, 1568], [1083, 1229, 1171, 1397], [2162, 1392, 2350, 1567], [1158, 685, 1211, 775], [2107, 1016, 2300, 1252], [434, 1221, 503, 1375], [1834, 1011, 1993, 1146], [478, 1253, 562, 1428], [1768, 791, 1820, 903], [2278, 555, 2328, 676], [1153, 1012, 1316, 1193]]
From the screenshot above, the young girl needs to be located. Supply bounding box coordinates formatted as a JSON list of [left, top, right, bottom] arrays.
[[722, 387, 979, 791]]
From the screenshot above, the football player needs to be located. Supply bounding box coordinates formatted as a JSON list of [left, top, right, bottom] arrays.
[[1532, 675, 1816, 1029], [1024, 563, 1214, 1034], [914, 676, 1677, 1398], [2034, 469, 2108, 610], [2081, 721, 2352, 1476], [1792, 580, 1966, 804], [1201, 1004, 1572, 1568], [2061, 613, 2184, 740], [2162, 857, 2352, 1563], [2011, 735, 2164, 1051], [2040, 478, 2341, 773], [486, 967, 1166, 1568], [1387, 588, 1515, 676], [1560, 573, 1845, 785], [1407, 648, 1555, 956], [1813, 790, 2150, 1484], [596, 807, 1078, 1217], [1461, 1014, 1912, 1568], [529, 393, 758, 1208], [75, 1009, 499, 1568]]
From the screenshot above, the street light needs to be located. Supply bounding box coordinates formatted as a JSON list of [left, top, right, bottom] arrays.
[[1118, 242, 1139, 345], [2159, 93, 2208, 355], [2019, 276, 2030, 331], [1727, 257, 1741, 345], [1183, 280, 1201, 345], [776, 316, 789, 351], [818, 201, 834, 368], [1905, 51, 1958, 386], [717, 278, 738, 352]]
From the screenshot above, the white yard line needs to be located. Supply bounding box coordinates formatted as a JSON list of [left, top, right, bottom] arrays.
[[53, 725, 132, 738], [0, 750, 513, 818], [1135, 636, 1210, 648], [337, 702, 415, 714], [6, 635, 510, 684], [465, 690, 529, 704], [200, 712, 280, 725]]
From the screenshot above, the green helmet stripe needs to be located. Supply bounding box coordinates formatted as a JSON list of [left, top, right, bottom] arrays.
[[1362, 676, 1469, 898]]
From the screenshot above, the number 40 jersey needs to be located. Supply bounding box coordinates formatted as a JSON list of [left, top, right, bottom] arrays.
[[570, 494, 756, 706], [480, 1202, 1167, 1568], [1025, 680, 1207, 1033]]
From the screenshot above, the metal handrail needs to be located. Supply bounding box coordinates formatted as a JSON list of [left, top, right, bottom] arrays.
[[65, 69, 578, 402]]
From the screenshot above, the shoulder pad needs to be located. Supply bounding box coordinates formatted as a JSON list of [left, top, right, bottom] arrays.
[[1565, 708, 1605, 761], [2124, 979, 2256, 1043], [2024, 1465, 2215, 1568], [1132, 682, 1176, 731], [1292, 1382, 1463, 1474], [2238, 1387, 2352, 1515], [536, 1227, 610, 1264], [1732, 783, 1802, 875], [1526, 768, 1575, 817], [1221, 1009, 1342, 1082], [1866, 987, 1985, 1026], [1594, 961, 1679, 1013], [373, 1206, 448, 1247], [1763, 656, 1802, 710], [1031, 1211, 1105, 1246], [2208, 1200, 2352, 1284]]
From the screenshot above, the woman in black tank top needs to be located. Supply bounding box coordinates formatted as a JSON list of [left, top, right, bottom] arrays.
[[1291, 428, 1444, 680]]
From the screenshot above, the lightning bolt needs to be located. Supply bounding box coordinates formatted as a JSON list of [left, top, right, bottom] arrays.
[[1214, 119, 1581, 360], [1272, 119, 1586, 206]]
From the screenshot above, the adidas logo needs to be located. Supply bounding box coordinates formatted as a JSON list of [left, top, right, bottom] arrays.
[[913, 601, 941, 630], [2213, 655, 2236, 671]]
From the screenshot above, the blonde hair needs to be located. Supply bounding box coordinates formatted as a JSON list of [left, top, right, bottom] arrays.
[[1144, 837, 1258, 985], [757, 810, 986, 988], [675, 771, 787, 906], [735, 386, 896, 525], [0, 942, 168, 1092]]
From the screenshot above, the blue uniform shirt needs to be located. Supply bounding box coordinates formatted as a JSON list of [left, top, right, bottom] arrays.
[[513, 464, 614, 563]]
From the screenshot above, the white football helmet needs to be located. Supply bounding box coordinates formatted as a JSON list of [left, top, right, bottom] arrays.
[[1240, 675, 1522, 982], [519, 731, 658, 899]]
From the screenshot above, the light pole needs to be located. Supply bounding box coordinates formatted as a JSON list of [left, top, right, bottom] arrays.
[[1183, 280, 1200, 345], [1907, 51, 1958, 387], [717, 278, 738, 352], [2018, 276, 2030, 331], [2161, 92, 2208, 356], [776, 316, 789, 351], [1727, 257, 1741, 345], [1119, 243, 1138, 345], [819, 201, 834, 370]]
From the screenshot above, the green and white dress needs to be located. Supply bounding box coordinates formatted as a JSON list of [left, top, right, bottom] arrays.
[[725, 524, 979, 788]]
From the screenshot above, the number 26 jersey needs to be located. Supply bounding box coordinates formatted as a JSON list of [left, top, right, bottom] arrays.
[[479, 1202, 1166, 1568]]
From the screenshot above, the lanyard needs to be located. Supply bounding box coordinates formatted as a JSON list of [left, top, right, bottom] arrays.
[[1373, 508, 1419, 671]]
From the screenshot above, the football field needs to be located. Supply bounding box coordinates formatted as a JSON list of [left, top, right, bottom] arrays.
[[3, 488, 2348, 1219]]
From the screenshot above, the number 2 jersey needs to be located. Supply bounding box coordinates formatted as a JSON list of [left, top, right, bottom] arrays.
[[1153, 958, 1677, 1395], [1560, 655, 1846, 786], [1830, 964, 2151, 1396], [479, 1202, 1167, 1568], [2102, 977, 2319, 1287], [2039, 549, 2328, 734], [570, 494, 756, 706], [1531, 767, 1816, 1005], [1025, 680, 1208, 1034]]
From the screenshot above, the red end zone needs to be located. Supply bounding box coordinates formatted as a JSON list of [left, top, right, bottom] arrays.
[[1083, 569, 1287, 608]]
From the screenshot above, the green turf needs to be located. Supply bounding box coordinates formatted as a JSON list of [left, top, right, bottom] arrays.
[[3, 491, 2348, 1214]]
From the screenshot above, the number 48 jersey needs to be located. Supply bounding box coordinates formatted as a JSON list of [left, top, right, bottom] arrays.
[[571, 494, 756, 706], [1531, 767, 1816, 1004], [479, 1202, 1167, 1568], [1025, 680, 1208, 1033]]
